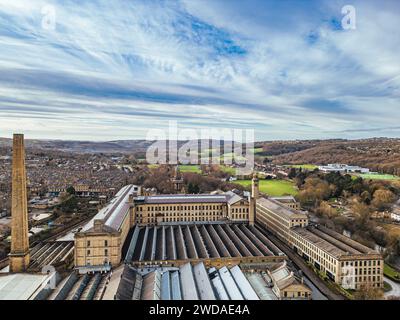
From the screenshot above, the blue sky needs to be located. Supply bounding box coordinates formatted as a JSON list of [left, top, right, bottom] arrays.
[[0, 0, 399, 141]]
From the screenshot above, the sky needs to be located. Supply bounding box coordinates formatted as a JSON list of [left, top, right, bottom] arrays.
[[0, 0, 399, 141]]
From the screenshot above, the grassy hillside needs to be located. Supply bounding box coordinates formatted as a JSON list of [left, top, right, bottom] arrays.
[[355, 173, 399, 180], [270, 138, 400, 176], [179, 165, 202, 173], [234, 179, 298, 196]]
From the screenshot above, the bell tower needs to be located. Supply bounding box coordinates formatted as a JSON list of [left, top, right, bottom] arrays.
[[251, 172, 259, 200], [249, 172, 259, 226], [172, 165, 184, 193], [9, 134, 30, 272]]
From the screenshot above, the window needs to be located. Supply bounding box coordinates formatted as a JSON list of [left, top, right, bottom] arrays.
[[105, 240, 108, 247], [87, 240, 91, 247], [105, 249, 108, 256], [87, 250, 91, 256]]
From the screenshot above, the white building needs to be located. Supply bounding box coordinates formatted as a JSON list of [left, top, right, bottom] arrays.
[[391, 212, 400, 222], [318, 164, 370, 174]]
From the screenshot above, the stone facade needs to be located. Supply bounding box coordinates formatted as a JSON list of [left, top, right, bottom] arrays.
[[74, 185, 137, 268], [74, 186, 252, 268], [9, 134, 30, 272], [74, 220, 123, 267], [254, 177, 384, 290], [132, 193, 250, 225]]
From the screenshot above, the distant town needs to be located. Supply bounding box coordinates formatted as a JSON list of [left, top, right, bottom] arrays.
[[1, 135, 400, 301]]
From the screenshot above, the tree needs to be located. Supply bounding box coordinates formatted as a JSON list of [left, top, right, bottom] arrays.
[[288, 168, 297, 179], [385, 236, 400, 264], [353, 284, 384, 300], [352, 201, 371, 224], [294, 171, 307, 187], [372, 189, 395, 211], [351, 177, 364, 194], [66, 186, 76, 195], [58, 196, 78, 214], [188, 183, 200, 194], [316, 201, 337, 218], [360, 190, 371, 205]]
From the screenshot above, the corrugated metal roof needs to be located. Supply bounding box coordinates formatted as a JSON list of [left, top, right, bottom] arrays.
[[179, 263, 199, 300], [170, 271, 182, 300], [161, 271, 171, 300], [193, 262, 216, 300], [208, 268, 229, 300], [245, 273, 277, 300], [218, 266, 243, 300], [230, 266, 259, 300], [0, 273, 52, 300]]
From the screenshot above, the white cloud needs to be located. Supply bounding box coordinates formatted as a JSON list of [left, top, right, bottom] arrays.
[[0, 0, 399, 140]]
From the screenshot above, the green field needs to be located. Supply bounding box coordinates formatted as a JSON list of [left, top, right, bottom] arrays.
[[251, 147, 264, 154], [219, 165, 236, 175], [146, 164, 201, 173], [384, 264, 400, 282], [356, 173, 400, 180], [179, 165, 202, 173], [288, 164, 318, 170], [219, 152, 247, 162], [234, 179, 298, 196]]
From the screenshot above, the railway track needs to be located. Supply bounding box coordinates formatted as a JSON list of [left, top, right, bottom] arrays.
[[45, 214, 96, 242], [0, 214, 95, 271]]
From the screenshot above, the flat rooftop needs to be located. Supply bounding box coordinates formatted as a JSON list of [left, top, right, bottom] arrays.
[[270, 196, 297, 203], [125, 223, 282, 263], [293, 225, 378, 259], [257, 197, 306, 219], [0, 273, 52, 300], [134, 193, 237, 205]]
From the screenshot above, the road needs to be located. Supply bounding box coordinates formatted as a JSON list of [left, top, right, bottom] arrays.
[[255, 224, 345, 300], [303, 277, 328, 300], [384, 276, 400, 298]]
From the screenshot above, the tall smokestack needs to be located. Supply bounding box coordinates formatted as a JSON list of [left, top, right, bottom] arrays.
[[9, 134, 30, 272]]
